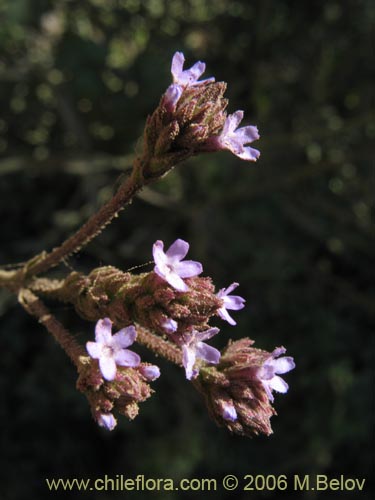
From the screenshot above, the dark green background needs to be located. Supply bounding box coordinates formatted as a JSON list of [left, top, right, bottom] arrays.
[[0, 1, 373, 499]]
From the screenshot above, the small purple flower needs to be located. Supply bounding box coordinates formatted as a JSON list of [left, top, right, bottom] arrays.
[[182, 327, 221, 380], [257, 347, 295, 402], [210, 110, 260, 162], [217, 282, 246, 326], [153, 239, 203, 292], [171, 51, 214, 88], [86, 318, 141, 381], [222, 403, 238, 422], [98, 413, 117, 431], [139, 365, 161, 381]]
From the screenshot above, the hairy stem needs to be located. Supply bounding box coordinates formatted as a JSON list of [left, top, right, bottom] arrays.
[[18, 288, 86, 365], [135, 324, 183, 366], [25, 158, 147, 277]]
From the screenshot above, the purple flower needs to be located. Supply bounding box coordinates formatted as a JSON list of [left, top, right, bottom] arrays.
[[86, 318, 141, 381], [210, 110, 260, 161], [222, 403, 238, 422], [182, 327, 221, 380], [98, 413, 117, 431], [217, 282, 246, 326], [153, 239, 203, 292], [257, 347, 295, 402], [171, 51, 214, 88]]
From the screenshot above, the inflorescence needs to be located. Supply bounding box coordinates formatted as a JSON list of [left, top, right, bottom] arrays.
[[2, 51, 294, 439]]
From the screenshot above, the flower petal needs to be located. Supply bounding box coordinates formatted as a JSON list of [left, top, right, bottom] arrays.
[[163, 83, 183, 112], [112, 325, 137, 349], [174, 259, 203, 278], [222, 404, 238, 422], [269, 375, 289, 394], [236, 146, 261, 161], [86, 341, 102, 359], [218, 282, 239, 297], [99, 356, 117, 381], [195, 327, 220, 342], [95, 317, 112, 344], [114, 349, 140, 367], [182, 345, 196, 380], [235, 125, 260, 143], [140, 365, 161, 381], [152, 240, 167, 267], [165, 238, 189, 261], [162, 318, 178, 332], [195, 342, 221, 364], [226, 110, 244, 133], [218, 306, 237, 325], [157, 268, 189, 292], [171, 52, 185, 81], [271, 356, 295, 374], [98, 413, 117, 431], [224, 295, 245, 311]]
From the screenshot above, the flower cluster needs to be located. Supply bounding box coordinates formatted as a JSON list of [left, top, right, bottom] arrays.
[[194, 338, 295, 437], [44, 52, 294, 437], [141, 51, 260, 178], [78, 318, 160, 431]]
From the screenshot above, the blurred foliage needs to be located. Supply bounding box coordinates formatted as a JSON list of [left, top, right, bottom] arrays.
[[0, 0, 373, 499]]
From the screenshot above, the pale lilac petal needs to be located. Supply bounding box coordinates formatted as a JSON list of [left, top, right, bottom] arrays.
[[222, 404, 238, 422], [184, 60, 206, 84], [86, 341, 102, 359], [112, 325, 137, 349], [195, 342, 221, 364], [226, 111, 244, 133], [236, 146, 261, 161], [95, 317, 112, 344], [140, 365, 161, 381], [269, 375, 289, 394], [159, 269, 189, 292], [195, 327, 220, 342], [218, 307, 236, 325], [174, 259, 203, 278], [259, 364, 275, 380], [163, 83, 183, 112], [218, 282, 239, 296], [99, 356, 117, 381], [263, 383, 274, 402], [272, 346, 286, 357], [271, 356, 295, 374], [235, 125, 260, 143], [165, 238, 189, 261], [162, 318, 178, 332], [171, 52, 185, 80], [98, 413, 117, 431], [182, 345, 196, 380], [113, 349, 140, 367], [152, 240, 167, 267], [224, 295, 245, 310]]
